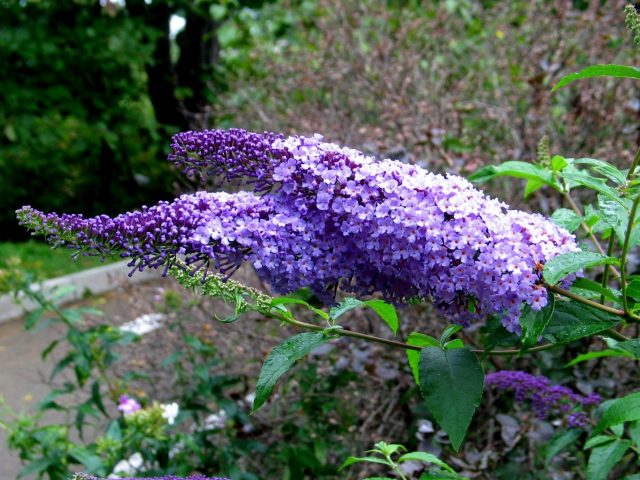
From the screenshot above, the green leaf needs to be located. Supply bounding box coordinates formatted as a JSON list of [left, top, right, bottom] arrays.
[[271, 296, 329, 320], [330, 298, 364, 320], [105, 420, 122, 442], [406, 332, 440, 385], [216, 313, 243, 323], [574, 158, 626, 185], [363, 299, 399, 335], [49, 354, 75, 381], [162, 351, 183, 367], [469, 161, 560, 191], [597, 196, 632, 245], [439, 325, 462, 344], [524, 178, 545, 197], [419, 347, 484, 451], [543, 251, 620, 286], [553, 64, 640, 91], [566, 349, 633, 367], [617, 339, 640, 357], [551, 155, 569, 172], [592, 392, 640, 436], [519, 295, 555, 350], [561, 169, 625, 206], [91, 380, 107, 416], [69, 446, 104, 473], [339, 456, 393, 470], [49, 284, 76, 301], [543, 301, 620, 344], [571, 277, 621, 304], [587, 439, 631, 480], [584, 435, 617, 450], [629, 420, 640, 448], [611, 423, 625, 437], [444, 339, 464, 349], [584, 204, 607, 232], [398, 452, 456, 473], [253, 332, 327, 412], [18, 458, 52, 478], [329, 298, 398, 334], [24, 307, 45, 330], [41, 339, 61, 360], [626, 280, 640, 301], [551, 208, 583, 233], [544, 429, 582, 465], [372, 441, 405, 456]]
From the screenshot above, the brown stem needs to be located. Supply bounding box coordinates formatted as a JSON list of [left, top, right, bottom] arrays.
[[268, 311, 560, 356]]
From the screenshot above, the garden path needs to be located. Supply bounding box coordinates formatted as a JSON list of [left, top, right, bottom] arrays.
[[0, 315, 67, 479], [0, 275, 165, 480]]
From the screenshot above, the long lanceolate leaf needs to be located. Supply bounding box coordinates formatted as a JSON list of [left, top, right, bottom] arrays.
[[553, 64, 640, 91], [468, 161, 561, 191]]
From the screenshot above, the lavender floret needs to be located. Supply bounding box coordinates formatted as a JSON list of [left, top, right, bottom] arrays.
[[486, 370, 600, 427], [18, 129, 579, 332]]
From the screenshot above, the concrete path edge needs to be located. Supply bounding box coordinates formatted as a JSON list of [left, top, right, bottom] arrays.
[[0, 261, 160, 324]]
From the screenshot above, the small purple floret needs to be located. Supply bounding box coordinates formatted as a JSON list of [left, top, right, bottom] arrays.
[[486, 370, 600, 427], [17, 129, 579, 331]]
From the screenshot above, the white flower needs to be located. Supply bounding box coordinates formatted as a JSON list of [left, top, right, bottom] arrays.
[[108, 451, 144, 478], [119, 313, 166, 336], [128, 452, 143, 469], [202, 409, 227, 430], [243, 392, 256, 406], [161, 402, 179, 425], [111, 459, 133, 475]]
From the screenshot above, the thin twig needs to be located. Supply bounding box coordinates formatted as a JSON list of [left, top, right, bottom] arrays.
[[620, 192, 640, 321], [564, 193, 621, 279]]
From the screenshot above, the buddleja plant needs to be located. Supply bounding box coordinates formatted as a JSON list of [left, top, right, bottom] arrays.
[[15, 7, 640, 479]]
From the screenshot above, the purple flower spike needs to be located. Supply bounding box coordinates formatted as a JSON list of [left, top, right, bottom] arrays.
[[169, 128, 289, 193], [18, 129, 579, 331], [485, 370, 600, 427]]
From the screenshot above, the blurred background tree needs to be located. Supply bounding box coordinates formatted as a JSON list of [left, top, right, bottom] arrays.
[[0, 0, 267, 240]]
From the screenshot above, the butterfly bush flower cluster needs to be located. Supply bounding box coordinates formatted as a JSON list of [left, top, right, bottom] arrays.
[[486, 370, 601, 427], [17, 129, 578, 332]]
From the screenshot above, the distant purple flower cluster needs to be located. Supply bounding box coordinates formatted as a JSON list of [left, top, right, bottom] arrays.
[[486, 370, 600, 427], [17, 129, 578, 331]]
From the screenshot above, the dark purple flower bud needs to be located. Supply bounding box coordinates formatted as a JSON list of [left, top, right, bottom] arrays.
[[169, 128, 289, 193], [485, 370, 600, 427]]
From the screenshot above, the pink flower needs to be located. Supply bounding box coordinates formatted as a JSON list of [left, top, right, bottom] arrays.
[[117, 395, 141, 415]]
